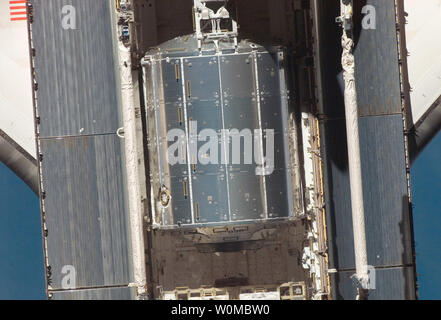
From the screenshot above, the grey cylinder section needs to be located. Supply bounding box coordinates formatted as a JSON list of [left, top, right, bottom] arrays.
[[142, 35, 298, 228]]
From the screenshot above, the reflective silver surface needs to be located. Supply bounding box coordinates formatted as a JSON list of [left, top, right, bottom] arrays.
[[31, 0, 133, 297], [143, 35, 297, 228]]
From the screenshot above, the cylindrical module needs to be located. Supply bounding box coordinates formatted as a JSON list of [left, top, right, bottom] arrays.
[[142, 34, 299, 228]]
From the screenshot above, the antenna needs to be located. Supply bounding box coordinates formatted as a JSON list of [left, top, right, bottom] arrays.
[[193, 0, 238, 51]]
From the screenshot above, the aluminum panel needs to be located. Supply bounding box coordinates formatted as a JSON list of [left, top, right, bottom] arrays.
[[162, 100, 185, 130], [224, 130, 255, 167], [157, 58, 188, 175], [187, 100, 223, 133], [144, 41, 298, 227], [316, 2, 416, 299], [40, 135, 132, 289], [263, 132, 293, 219], [161, 59, 185, 103], [228, 170, 266, 221], [260, 96, 286, 133], [354, 0, 402, 117], [256, 51, 283, 98], [221, 54, 260, 131], [189, 135, 230, 224], [257, 51, 289, 135], [190, 138, 224, 175], [160, 136, 189, 179], [50, 287, 136, 300], [359, 116, 413, 268], [160, 176, 192, 226], [183, 56, 220, 102], [32, 0, 121, 138], [316, 0, 402, 119], [223, 97, 260, 131], [263, 132, 289, 172], [191, 170, 230, 223], [320, 115, 413, 270], [220, 54, 255, 98], [265, 169, 292, 218], [184, 57, 223, 135]]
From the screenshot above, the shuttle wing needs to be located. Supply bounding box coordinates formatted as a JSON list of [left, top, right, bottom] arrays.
[[405, 0, 441, 162], [0, 0, 38, 192]]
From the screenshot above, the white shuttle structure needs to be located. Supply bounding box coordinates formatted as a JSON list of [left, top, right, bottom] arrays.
[[0, 0, 440, 300]]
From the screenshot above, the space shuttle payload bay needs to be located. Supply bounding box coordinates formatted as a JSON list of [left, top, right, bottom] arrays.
[[1, 0, 441, 300], [0, 0, 35, 157]]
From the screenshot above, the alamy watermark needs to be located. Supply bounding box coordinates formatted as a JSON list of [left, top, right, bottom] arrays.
[[166, 121, 275, 176], [61, 5, 76, 30], [61, 265, 76, 289]]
